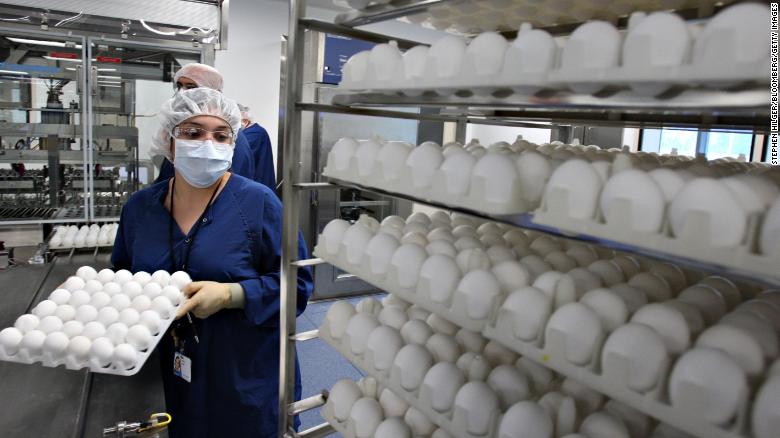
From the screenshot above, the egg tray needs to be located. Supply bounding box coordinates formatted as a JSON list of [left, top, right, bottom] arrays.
[[314, 242, 503, 332], [0, 305, 180, 377], [322, 153, 533, 216], [532, 185, 780, 287], [320, 319, 502, 438], [480, 321, 752, 438], [315, 237, 762, 438], [341, 55, 768, 98]]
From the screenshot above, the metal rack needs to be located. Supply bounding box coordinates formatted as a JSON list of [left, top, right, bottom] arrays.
[[276, 1, 771, 437]]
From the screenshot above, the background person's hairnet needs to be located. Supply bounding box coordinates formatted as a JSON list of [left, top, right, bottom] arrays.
[[239, 104, 253, 123], [149, 88, 241, 162], [173, 63, 224, 91]]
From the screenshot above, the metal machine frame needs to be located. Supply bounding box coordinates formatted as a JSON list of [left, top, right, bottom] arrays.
[[276, 1, 770, 437]]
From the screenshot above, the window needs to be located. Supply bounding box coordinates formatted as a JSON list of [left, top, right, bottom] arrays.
[[640, 128, 754, 160]]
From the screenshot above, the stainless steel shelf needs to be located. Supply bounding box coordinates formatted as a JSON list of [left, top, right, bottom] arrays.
[[323, 177, 780, 287], [330, 89, 770, 130], [334, 0, 728, 34], [0, 150, 133, 165], [334, 0, 459, 27]]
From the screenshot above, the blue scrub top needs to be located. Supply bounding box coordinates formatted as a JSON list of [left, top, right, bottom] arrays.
[[112, 174, 313, 438], [155, 131, 256, 184], [242, 123, 276, 191]]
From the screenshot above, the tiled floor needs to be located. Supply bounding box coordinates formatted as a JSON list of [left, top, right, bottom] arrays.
[[296, 294, 385, 435]]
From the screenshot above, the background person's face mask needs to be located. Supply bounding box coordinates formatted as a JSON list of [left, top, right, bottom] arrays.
[[174, 139, 234, 188]]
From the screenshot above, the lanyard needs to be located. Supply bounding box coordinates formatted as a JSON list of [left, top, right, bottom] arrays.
[[167, 176, 221, 273], [167, 176, 221, 348]]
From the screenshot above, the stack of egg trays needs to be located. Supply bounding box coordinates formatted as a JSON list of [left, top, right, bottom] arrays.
[[319, 318, 501, 438], [0, 302, 181, 377], [531, 186, 780, 286], [314, 237, 753, 438], [322, 153, 532, 216]]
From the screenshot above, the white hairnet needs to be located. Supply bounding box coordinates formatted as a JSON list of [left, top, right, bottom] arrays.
[[237, 103, 252, 122], [173, 63, 224, 91], [149, 88, 241, 161]]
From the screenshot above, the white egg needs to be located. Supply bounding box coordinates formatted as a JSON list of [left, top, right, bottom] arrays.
[[33, 300, 57, 318], [131, 295, 152, 312], [143, 283, 163, 299], [38, 315, 63, 334], [109, 294, 131, 311], [43, 331, 70, 357], [97, 269, 115, 283], [330, 379, 363, 421], [126, 325, 152, 351], [97, 307, 120, 327], [170, 271, 191, 290], [67, 336, 92, 361], [85, 235, 98, 247], [82, 321, 107, 340], [75, 305, 98, 324], [49, 289, 71, 305], [162, 286, 182, 306], [84, 280, 103, 294], [151, 270, 171, 286], [21, 330, 46, 356], [119, 308, 140, 327], [133, 271, 152, 286], [14, 314, 39, 333], [139, 310, 162, 335], [349, 398, 383, 438], [90, 337, 114, 366], [114, 269, 133, 284], [68, 290, 91, 308], [103, 282, 122, 296], [0, 327, 23, 355], [106, 323, 128, 345], [122, 281, 143, 298], [90, 292, 111, 309], [61, 320, 84, 338], [151, 296, 174, 319], [54, 304, 76, 322], [112, 343, 138, 369], [63, 276, 86, 292]]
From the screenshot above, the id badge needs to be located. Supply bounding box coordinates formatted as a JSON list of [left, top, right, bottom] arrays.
[[173, 351, 192, 383]]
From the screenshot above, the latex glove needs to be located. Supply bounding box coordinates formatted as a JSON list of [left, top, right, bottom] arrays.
[[177, 281, 231, 319]]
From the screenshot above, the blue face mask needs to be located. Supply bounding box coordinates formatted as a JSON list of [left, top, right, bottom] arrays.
[[173, 139, 234, 188]]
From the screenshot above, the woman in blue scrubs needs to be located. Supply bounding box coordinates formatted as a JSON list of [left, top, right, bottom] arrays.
[[112, 88, 313, 437]]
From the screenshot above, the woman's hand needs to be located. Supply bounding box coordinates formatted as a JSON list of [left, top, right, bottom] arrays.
[[176, 281, 231, 319]]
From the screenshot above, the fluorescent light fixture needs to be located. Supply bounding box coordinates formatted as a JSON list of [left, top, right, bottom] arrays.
[[43, 56, 81, 62], [66, 67, 77, 71], [0, 69, 29, 75], [97, 68, 116, 72], [98, 81, 121, 85], [100, 84, 121, 88], [8, 37, 82, 49], [97, 75, 121, 80]]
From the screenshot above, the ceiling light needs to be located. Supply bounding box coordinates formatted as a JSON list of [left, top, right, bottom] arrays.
[[97, 68, 116, 72], [0, 69, 29, 75], [43, 56, 81, 62], [97, 75, 121, 80], [8, 37, 81, 49]]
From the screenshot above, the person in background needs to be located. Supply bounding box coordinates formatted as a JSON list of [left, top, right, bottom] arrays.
[[238, 105, 276, 191], [113, 88, 313, 437], [153, 63, 255, 184]]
